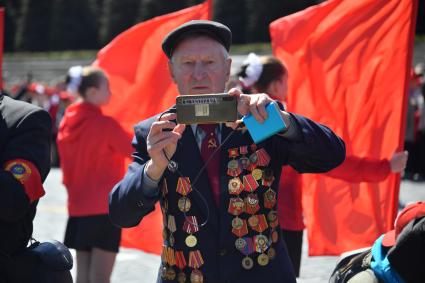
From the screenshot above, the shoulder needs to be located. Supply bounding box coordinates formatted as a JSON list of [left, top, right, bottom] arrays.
[[1, 96, 52, 128]]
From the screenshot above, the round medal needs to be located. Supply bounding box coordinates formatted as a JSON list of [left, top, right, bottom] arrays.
[[267, 247, 276, 260], [242, 257, 254, 270], [248, 215, 259, 227], [178, 197, 191, 212], [166, 267, 176, 280], [190, 269, 204, 283], [167, 160, 178, 172], [235, 238, 247, 250], [247, 194, 259, 205], [257, 253, 269, 266], [228, 178, 243, 195], [255, 235, 269, 252], [239, 156, 250, 170], [249, 152, 258, 164], [267, 210, 277, 222], [228, 159, 239, 170], [185, 235, 197, 248], [232, 217, 243, 229], [251, 168, 262, 180], [177, 272, 187, 283]]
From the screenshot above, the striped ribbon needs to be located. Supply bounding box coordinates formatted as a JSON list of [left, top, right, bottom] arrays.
[[188, 250, 204, 269]]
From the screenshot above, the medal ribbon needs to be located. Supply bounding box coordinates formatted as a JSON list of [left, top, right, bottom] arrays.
[[183, 216, 199, 234], [176, 177, 192, 196], [243, 174, 259, 192], [188, 250, 204, 269], [240, 237, 254, 256], [239, 146, 248, 155], [256, 148, 271, 167], [175, 251, 187, 270], [168, 215, 177, 233]]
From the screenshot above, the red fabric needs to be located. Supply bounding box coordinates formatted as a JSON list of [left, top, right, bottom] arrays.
[[0, 8, 3, 89], [4, 159, 45, 203], [199, 124, 221, 206], [270, 0, 417, 255], [57, 102, 133, 216], [93, 1, 211, 255]]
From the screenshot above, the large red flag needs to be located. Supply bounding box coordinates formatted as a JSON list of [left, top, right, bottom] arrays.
[[270, 0, 417, 255], [0, 8, 4, 89], [94, 1, 211, 255]]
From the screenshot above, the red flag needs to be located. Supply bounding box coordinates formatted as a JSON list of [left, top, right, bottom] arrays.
[[0, 8, 4, 89], [94, 1, 211, 255], [270, 0, 417, 255]]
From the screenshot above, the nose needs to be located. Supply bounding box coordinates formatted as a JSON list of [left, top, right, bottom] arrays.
[[193, 62, 206, 80]]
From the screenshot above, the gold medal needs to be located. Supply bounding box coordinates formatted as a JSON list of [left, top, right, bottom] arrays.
[[257, 253, 269, 266], [267, 247, 276, 260], [251, 168, 262, 180], [185, 235, 197, 248], [228, 177, 243, 195], [178, 197, 191, 212], [177, 272, 187, 283], [190, 269, 204, 283], [242, 257, 254, 270], [232, 217, 244, 229]]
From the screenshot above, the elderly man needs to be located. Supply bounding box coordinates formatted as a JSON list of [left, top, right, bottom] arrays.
[[109, 20, 345, 283]]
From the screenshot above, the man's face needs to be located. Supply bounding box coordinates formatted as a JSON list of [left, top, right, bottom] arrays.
[[169, 35, 232, 96]]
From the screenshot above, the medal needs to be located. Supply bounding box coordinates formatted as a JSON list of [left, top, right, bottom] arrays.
[[165, 247, 176, 266], [190, 269, 204, 283], [264, 189, 277, 209], [239, 146, 250, 170], [176, 177, 192, 196], [235, 238, 247, 251], [177, 272, 187, 283], [168, 160, 178, 173], [188, 250, 204, 269], [257, 253, 269, 266], [251, 168, 262, 180], [262, 168, 274, 186], [228, 197, 245, 216], [161, 179, 168, 197], [267, 210, 279, 228], [243, 174, 259, 193], [231, 217, 248, 237], [178, 197, 191, 212], [169, 234, 175, 247], [248, 214, 268, 233], [228, 148, 239, 158], [250, 143, 257, 152], [185, 235, 198, 248], [267, 247, 276, 260], [242, 257, 254, 270], [254, 234, 269, 253], [271, 230, 279, 243], [228, 177, 243, 195], [167, 215, 177, 247], [166, 266, 177, 280], [245, 194, 260, 215], [256, 148, 271, 167], [227, 159, 242, 177]]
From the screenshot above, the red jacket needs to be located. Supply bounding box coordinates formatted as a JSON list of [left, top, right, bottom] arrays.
[[57, 102, 133, 216], [278, 156, 391, 231]]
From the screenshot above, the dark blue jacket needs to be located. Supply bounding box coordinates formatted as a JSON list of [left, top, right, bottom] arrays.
[[109, 111, 345, 283]]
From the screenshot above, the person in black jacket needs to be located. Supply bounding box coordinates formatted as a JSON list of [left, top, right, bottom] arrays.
[[0, 91, 53, 282]]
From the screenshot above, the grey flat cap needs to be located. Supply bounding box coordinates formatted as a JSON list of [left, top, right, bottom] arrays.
[[162, 20, 232, 59]]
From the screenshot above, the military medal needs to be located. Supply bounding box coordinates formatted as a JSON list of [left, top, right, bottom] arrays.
[[264, 189, 277, 209], [245, 194, 260, 215], [183, 216, 199, 248], [168, 215, 177, 247], [248, 214, 268, 233], [168, 160, 178, 173], [267, 247, 276, 260], [231, 217, 248, 237], [255, 148, 271, 167], [242, 257, 254, 270], [235, 238, 247, 251], [161, 179, 168, 197], [239, 146, 250, 170], [166, 267, 177, 280], [164, 247, 176, 266], [228, 197, 245, 216], [176, 177, 192, 196], [228, 177, 243, 195], [262, 168, 274, 186], [177, 272, 187, 283], [267, 210, 279, 228], [239, 237, 254, 270], [178, 197, 191, 212], [251, 168, 262, 180], [257, 253, 269, 266], [175, 250, 187, 283], [254, 234, 269, 253], [188, 251, 204, 283], [227, 148, 242, 177], [247, 152, 258, 171], [242, 174, 259, 193]]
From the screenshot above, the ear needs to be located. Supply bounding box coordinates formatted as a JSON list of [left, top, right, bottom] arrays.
[[168, 61, 177, 83], [224, 57, 232, 81]]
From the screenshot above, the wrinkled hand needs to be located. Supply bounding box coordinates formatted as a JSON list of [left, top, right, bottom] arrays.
[[390, 151, 408, 173], [146, 113, 186, 180]]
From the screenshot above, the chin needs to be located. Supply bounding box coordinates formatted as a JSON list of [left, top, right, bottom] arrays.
[[189, 88, 212, 95]]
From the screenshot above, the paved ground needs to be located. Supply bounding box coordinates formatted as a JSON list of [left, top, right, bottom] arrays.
[[33, 169, 424, 283]]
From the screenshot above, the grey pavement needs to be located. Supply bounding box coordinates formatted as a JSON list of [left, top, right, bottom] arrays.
[[34, 169, 424, 283]]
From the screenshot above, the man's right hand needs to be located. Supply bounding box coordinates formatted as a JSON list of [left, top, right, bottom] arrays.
[[145, 113, 186, 180]]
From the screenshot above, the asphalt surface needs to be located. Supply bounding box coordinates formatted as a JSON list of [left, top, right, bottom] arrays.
[[33, 168, 424, 283]]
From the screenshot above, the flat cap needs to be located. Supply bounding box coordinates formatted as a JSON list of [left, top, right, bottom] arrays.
[[162, 20, 232, 59]]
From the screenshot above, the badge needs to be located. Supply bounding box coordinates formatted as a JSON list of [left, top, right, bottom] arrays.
[[267, 247, 276, 260], [231, 217, 248, 237], [239, 156, 250, 170], [251, 168, 262, 180], [235, 238, 247, 251], [248, 215, 259, 228], [177, 177, 192, 196], [190, 269, 204, 283], [185, 235, 198, 248], [227, 159, 242, 177], [249, 214, 268, 233], [243, 174, 259, 193], [262, 168, 274, 186], [5, 161, 31, 183], [178, 197, 191, 212], [245, 194, 260, 215], [168, 160, 178, 173], [264, 189, 277, 209], [228, 148, 239, 158], [228, 197, 245, 216], [166, 266, 177, 280], [242, 257, 254, 270], [257, 253, 269, 266], [254, 234, 269, 253], [228, 177, 243, 195], [267, 210, 279, 228], [239, 145, 248, 155]]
